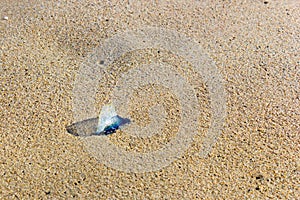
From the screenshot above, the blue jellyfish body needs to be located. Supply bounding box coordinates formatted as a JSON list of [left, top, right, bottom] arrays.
[[100, 115, 130, 135], [95, 104, 130, 135]]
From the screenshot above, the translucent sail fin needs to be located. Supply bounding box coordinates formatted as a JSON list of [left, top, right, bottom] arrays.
[[96, 104, 118, 134]]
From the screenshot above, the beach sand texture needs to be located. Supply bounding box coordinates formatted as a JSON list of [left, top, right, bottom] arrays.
[[1, 0, 299, 199]]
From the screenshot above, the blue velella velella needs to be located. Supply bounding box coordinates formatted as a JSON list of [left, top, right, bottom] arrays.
[[95, 104, 130, 135], [66, 104, 130, 137]]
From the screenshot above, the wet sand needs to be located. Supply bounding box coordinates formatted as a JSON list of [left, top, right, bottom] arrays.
[[1, 0, 299, 199]]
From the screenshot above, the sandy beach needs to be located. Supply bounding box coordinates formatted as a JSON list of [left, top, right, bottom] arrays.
[[1, 0, 299, 199]]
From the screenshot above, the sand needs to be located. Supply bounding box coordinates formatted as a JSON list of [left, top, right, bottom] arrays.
[[0, 0, 299, 199]]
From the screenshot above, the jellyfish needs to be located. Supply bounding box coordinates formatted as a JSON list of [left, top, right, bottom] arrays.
[[66, 104, 130, 137]]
